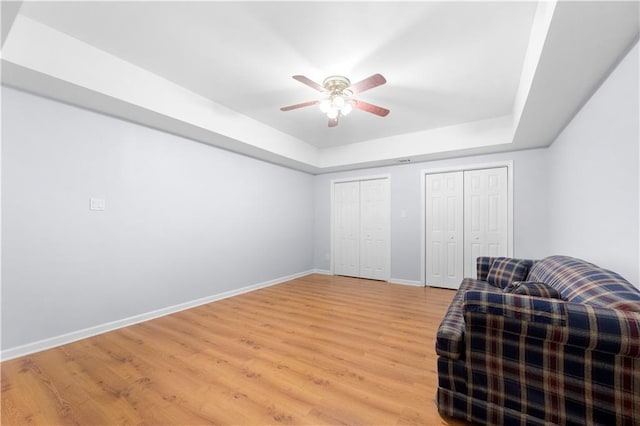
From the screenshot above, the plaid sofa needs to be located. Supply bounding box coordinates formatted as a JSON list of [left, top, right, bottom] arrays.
[[436, 255, 640, 425]]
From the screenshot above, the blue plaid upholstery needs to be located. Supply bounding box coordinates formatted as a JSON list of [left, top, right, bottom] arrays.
[[435, 278, 501, 360], [476, 256, 496, 281], [486, 257, 533, 288], [436, 256, 640, 426], [528, 255, 640, 312], [504, 281, 562, 299]]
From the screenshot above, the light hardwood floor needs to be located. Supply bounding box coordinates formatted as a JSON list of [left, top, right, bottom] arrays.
[[1, 274, 470, 425]]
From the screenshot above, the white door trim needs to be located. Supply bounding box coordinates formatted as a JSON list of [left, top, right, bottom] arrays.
[[420, 161, 514, 285], [330, 174, 391, 280]]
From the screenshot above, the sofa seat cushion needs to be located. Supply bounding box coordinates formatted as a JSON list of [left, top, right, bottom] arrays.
[[436, 278, 501, 360], [528, 256, 640, 312]]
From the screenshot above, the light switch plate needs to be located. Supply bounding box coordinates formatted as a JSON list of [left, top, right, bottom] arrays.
[[90, 198, 105, 211]]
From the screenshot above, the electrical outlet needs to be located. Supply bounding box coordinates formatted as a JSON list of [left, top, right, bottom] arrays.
[[90, 198, 105, 211]]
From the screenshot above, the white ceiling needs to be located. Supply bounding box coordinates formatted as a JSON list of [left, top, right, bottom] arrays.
[[2, 1, 639, 173]]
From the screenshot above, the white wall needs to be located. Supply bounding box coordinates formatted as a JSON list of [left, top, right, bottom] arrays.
[[1, 87, 315, 352], [313, 149, 550, 284], [547, 42, 639, 285]]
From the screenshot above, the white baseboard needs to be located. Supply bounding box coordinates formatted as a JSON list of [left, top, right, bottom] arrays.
[[388, 278, 425, 287], [0, 270, 315, 362], [309, 271, 423, 287]]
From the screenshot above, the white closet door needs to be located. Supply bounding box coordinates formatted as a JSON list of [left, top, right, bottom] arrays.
[[359, 179, 390, 280], [464, 167, 508, 278], [333, 181, 360, 277], [333, 178, 390, 280], [425, 172, 464, 288]]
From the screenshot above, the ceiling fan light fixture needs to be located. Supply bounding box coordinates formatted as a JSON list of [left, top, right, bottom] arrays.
[[321, 94, 352, 119], [331, 95, 345, 109], [281, 73, 389, 127], [319, 98, 331, 113]]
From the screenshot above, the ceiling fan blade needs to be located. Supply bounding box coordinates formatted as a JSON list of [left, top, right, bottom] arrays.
[[328, 117, 339, 127], [292, 75, 325, 92], [354, 100, 390, 117], [280, 100, 320, 111], [349, 73, 387, 94]]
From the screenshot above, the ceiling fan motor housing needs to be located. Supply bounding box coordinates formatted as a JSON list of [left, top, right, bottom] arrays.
[[322, 76, 353, 97]]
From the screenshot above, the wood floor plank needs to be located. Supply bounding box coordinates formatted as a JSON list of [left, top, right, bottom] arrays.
[[1, 274, 470, 425]]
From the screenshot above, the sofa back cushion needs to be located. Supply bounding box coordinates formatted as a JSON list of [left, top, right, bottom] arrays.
[[528, 255, 640, 312], [486, 257, 532, 289]]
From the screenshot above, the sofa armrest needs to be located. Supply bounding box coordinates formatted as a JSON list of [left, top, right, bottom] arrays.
[[462, 290, 640, 424]]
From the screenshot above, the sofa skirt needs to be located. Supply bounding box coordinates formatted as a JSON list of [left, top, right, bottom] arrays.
[[437, 387, 549, 426]]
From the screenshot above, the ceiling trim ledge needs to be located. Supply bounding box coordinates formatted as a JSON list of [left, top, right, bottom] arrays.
[[1, 15, 321, 172], [511, 0, 557, 131], [318, 115, 514, 172], [3, 4, 638, 175]]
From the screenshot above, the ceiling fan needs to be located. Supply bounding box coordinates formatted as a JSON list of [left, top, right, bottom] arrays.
[[280, 74, 390, 127]]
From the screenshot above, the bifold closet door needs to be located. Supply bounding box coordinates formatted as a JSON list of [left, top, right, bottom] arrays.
[[464, 167, 508, 278], [425, 166, 508, 286], [334, 181, 360, 277], [425, 172, 464, 289], [359, 179, 390, 280], [333, 179, 390, 280]]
